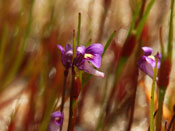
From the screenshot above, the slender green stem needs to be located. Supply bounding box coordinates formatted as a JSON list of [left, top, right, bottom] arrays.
[[96, 74, 109, 130], [73, 30, 76, 59], [77, 13, 82, 83], [159, 27, 165, 59], [38, 90, 58, 131], [150, 58, 158, 131], [105, 57, 127, 118], [0, 25, 8, 79], [102, 31, 116, 57], [127, 1, 141, 37], [67, 66, 75, 131], [77, 13, 81, 46], [136, 0, 155, 39], [67, 31, 76, 131], [156, 0, 174, 129], [167, 0, 174, 61], [156, 88, 166, 131]]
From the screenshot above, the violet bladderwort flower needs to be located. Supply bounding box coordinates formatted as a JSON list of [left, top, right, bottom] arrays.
[[57, 43, 105, 78], [49, 111, 64, 131], [57, 44, 73, 69], [74, 43, 105, 78], [138, 47, 161, 78]]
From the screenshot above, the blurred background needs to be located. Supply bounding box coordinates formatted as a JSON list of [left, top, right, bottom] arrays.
[[0, 0, 174, 130]]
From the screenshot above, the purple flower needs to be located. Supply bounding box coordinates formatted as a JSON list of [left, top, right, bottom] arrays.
[[138, 47, 161, 78], [49, 111, 64, 131], [57, 43, 104, 78], [74, 43, 104, 78], [57, 44, 73, 68]]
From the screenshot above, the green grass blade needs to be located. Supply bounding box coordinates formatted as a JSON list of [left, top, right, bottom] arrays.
[[136, 0, 155, 39], [0, 26, 8, 78], [73, 30, 76, 59], [77, 13, 81, 46], [167, 0, 174, 60], [102, 31, 116, 57], [2, 0, 35, 89], [127, 2, 141, 37]]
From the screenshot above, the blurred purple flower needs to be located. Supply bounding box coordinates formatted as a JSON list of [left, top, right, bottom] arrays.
[[57, 44, 73, 68], [74, 43, 104, 78], [138, 47, 161, 78], [49, 111, 64, 131]]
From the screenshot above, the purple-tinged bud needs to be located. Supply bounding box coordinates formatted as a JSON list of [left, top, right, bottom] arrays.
[[73, 77, 81, 100], [157, 58, 171, 88], [121, 34, 137, 57]]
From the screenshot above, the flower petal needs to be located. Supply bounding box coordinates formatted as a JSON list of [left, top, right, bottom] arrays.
[[77, 46, 86, 55], [138, 56, 154, 78], [145, 56, 156, 68], [51, 111, 64, 126], [82, 61, 104, 78], [65, 44, 72, 52], [142, 47, 152, 56], [49, 121, 60, 131], [86, 54, 101, 68], [57, 45, 65, 54], [52, 111, 62, 117], [85, 43, 104, 55], [64, 50, 73, 66]]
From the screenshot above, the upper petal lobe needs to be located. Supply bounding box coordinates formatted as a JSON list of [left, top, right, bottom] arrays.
[[142, 47, 152, 56], [57, 45, 65, 54], [85, 43, 104, 55]]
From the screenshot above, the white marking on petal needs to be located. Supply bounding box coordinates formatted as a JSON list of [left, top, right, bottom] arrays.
[[83, 61, 104, 78], [84, 53, 93, 59], [148, 55, 155, 61]]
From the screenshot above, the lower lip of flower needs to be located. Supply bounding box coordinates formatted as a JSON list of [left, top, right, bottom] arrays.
[[84, 53, 93, 59], [148, 55, 155, 60]]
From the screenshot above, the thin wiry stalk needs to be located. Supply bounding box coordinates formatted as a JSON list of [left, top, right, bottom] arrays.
[[150, 58, 158, 131]]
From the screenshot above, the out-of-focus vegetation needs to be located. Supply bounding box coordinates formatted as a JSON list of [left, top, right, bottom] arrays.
[[0, 0, 175, 131]]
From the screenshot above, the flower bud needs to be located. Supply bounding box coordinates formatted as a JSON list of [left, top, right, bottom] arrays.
[[158, 58, 171, 88], [121, 34, 136, 57], [73, 77, 81, 100], [104, 0, 111, 10]]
